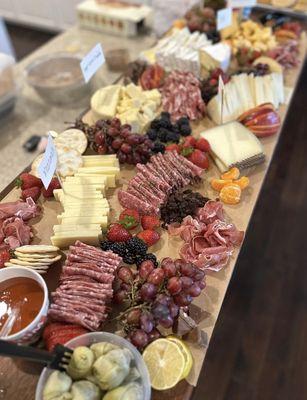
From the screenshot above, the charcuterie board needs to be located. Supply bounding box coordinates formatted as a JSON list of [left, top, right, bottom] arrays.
[[0, 17, 306, 400]]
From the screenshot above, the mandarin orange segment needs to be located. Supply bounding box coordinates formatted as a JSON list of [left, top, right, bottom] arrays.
[[219, 184, 241, 205], [234, 176, 250, 190], [221, 167, 240, 180], [211, 178, 233, 192]]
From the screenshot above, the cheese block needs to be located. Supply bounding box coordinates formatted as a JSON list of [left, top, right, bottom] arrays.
[[199, 43, 231, 79], [91, 85, 121, 120], [53, 224, 101, 233], [62, 184, 105, 195], [81, 157, 119, 168], [65, 176, 109, 187], [200, 121, 265, 172], [58, 209, 109, 221], [77, 166, 119, 177], [60, 215, 108, 226], [82, 154, 117, 159], [55, 190, 105, 203], [51, 233, 100, 248]]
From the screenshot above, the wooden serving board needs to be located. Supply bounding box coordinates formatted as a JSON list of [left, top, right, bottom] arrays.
[[0, 41, 306, 400]]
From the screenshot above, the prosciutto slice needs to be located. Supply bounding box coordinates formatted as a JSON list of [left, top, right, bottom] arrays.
[[169, 201, 244, 272], [0, 198, 39, 221]]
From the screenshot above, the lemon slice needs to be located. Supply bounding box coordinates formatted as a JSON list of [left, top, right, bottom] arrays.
[[167, 336, 193, 379], [143, 338, 185, 390]]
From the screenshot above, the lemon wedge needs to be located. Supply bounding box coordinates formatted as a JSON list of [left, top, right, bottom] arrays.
[[143, 338, 185, 390], [167, 336, 193, 379]]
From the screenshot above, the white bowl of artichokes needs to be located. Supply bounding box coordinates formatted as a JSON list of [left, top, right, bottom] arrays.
[[36, 332, 151, 400]]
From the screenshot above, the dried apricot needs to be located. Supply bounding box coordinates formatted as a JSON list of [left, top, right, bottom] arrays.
[[221, 167, 240, 180], [234, 176, 250, 190], [211, 178, 233, 192], [219, 184, 241, 205]]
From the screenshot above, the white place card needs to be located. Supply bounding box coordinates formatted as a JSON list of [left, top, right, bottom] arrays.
[[228, 0, 256, 7], [80, 43, 105, 83], [217, 8, 232, 31], [38, 134, 58, 190]]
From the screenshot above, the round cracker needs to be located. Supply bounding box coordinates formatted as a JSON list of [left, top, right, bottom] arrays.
[[56, 146, 83, 178], [31, 154, 44, 178], [16, 245, 59, 254], [4, 263, 48, 271], [9, 259, 51, 267], [55, 129, 88, 155], [14, 251, 58, 259], [16, 255, 61, 264]]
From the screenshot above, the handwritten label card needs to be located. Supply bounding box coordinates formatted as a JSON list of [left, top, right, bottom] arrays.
[[217, 8, 232, 31], [38, 134, 58, 190], [80, 43, 105, 83]]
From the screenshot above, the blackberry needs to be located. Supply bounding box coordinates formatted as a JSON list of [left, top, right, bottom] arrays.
[[157, 118, 172, 130], [123, 255, 136, 265], [153, 142, 165, 154], [100, 241, 113, 251], [180, 125, 192, 136], [166, 132, 180, 143], [126, 237, 148, 255], [147, 129, 158, 141], [109, 242, 127, 257], [150, 119, 161, 130], [177, 117, 190, 126], [161, 111, 171, 121], [157, 128, 168, 142], [136, 253, 159, 267]]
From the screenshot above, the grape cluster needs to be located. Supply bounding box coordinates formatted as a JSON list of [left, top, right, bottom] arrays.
[[115, 257, 205, 349], [200, 68, 230, 104], [75, 117, 155, 165], [146, 113, 192, 153], [101, 237, 158, 266]]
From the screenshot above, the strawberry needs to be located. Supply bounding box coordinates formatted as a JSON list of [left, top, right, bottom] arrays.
[[107, 223, 132, 242], [165, 143, 180, 153], [137, 230, 160, 247], [187, 149, 209, 170], [42, 177, 61, 198], [0, 250, 10, 268], [181, 146, 194, 157], [119, 209, 140, 230], [141, 215, 160, 230], [183, 136, 197, 147], [195, 138, 211, 153], [45, 326, 88, 351], [21, 186, 41, 202], [16, 173, 43, 190]]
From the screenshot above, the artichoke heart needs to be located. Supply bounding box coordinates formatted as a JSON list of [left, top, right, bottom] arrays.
[[102, 382, 143, 400], [43, 371, 72, 400], [90, 342, 120, 359], [92, 349, 132, 391], [67, 346, 95, 380], [71, 380, 100, 400]]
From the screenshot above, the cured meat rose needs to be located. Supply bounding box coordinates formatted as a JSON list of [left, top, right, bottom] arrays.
[[49, 241, 122, 331], [118, 152, 204, 215], [169, 201, 244, 271]]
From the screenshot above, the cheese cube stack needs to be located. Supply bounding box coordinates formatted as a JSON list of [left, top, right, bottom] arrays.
[[207, 72, 284, 125], [51, 154, 119, 249]]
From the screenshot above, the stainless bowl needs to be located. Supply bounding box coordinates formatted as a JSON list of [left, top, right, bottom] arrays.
[[25, 53, 91, 106]]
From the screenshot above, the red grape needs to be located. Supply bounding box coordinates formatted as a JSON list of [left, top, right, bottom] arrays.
[[108, 127, 119, 137], [139, 260, 155, 280], [132, 153, 142, 165], [179, 262, 195, 277], [117, 266, 133, 284], [173, 293, 193, 307], [94, 131, 105, 145], [152, 303, 170, 320], [161, 258, 177, 278], [194, 270, 205, 281], [159, 315, 174, 329], [167, 276, 182, 295], [138, 144, 150, 156], [121, 143, 132, 154], [130, 329, 148, 349], [180, 276, 193, 289], [113, 290, 127, 304], [147, 268, 165, 285], [140, 283, 157, 301], [120, 282, 131, 291], [111, 138, 123, 150], [168, 301, 179, 318], [198, 280, 206, 290], [126, 134, 140, 146], [117, 151, 127, 163], [148, 328, 161, 343], [155, 294, 171, 306], [126, 154, 133, 164], [186, 284, 201, 297], [126, 308, 141, 325], [120, 128, 131, 138], [140, 313, 154, 333], [97, 145, 107, 154], [111, 117, 121, 128]]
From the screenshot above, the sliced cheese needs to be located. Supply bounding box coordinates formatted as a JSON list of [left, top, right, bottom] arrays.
[[58, 209, 109, 221], [62, 184, 105, 195], [53, 224, 101, 233], [74, 173, 116, 187], [60, 215, 108, 226], [51, 233, 100, 248], [81, 156, 119, 168]]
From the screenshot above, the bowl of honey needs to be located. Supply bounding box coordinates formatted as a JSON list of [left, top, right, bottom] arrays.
[[0, 267, 49, 344]]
